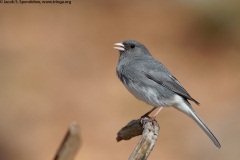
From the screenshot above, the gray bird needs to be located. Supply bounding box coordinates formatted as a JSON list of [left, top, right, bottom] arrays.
[[114, 40, 221, 148]]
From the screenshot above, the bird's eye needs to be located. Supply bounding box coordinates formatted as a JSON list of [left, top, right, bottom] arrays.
[[130, 44, 135, 48]]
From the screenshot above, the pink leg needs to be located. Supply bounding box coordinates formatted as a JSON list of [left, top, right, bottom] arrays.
[[151, 107, 163, 120], [142, 107, 157, 117]]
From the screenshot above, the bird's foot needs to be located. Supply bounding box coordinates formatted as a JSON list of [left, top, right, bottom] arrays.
[[140, 116, 155, 124], [141, 113, 150, 119]]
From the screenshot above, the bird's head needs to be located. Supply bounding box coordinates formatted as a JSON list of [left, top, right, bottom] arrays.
[[114, 40, 151, 59]]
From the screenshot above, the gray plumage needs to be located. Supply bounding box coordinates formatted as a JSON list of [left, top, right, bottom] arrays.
[[114, 40, 221, 148]]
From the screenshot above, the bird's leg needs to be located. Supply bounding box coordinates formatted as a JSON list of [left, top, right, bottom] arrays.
[[141, 107, 157, 118], [150, 107, 163, 121], [141, 107, 163, 124]]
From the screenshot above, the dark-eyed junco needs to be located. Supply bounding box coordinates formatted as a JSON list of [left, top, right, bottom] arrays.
[[114, 40, 221, 148]]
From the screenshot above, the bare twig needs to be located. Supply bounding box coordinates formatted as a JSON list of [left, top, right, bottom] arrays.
[[54, 122, 81, 160], [116, 118, 143, 142], [117, 117, 160, 160]]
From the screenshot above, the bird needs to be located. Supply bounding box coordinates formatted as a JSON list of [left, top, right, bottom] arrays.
[[114, 40, 221, 148]]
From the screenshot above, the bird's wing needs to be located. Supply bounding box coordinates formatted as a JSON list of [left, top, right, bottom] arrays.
[[144, 64, 200, 105]]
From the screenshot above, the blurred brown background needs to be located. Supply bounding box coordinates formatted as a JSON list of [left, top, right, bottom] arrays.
[[0, 0, 240, 160]]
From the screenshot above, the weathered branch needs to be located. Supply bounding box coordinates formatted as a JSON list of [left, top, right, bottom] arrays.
[[117, 117, 160, 160], [54, 122, 81, 160]]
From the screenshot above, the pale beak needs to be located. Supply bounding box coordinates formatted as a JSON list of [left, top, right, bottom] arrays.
[[114, 42, 125, 51]]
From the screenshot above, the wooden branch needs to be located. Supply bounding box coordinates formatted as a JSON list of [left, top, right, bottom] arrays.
[[54, 122, 81, 160], [117, 117, 160, 160]]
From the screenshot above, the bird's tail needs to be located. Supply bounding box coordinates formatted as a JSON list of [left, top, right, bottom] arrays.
[[175, 102, 221, 148]]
